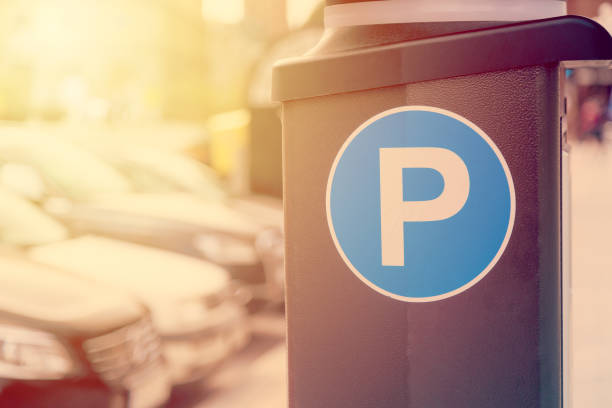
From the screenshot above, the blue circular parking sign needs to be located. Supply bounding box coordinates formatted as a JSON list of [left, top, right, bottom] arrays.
[[327, 106, 515, 302]]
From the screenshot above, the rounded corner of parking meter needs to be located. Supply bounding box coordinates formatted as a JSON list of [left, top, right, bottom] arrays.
[[274, 9, 612, 408]]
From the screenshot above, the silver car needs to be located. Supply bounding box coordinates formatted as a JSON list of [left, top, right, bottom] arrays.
[[0, 187, 250, 385], [0, 254, 170, 408]]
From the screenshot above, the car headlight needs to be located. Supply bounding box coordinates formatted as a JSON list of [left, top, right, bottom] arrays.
[[0, 325, 79, 380], [193, 234, 258, 266], [152, 300, 212, 336], [255, 228, 285, 287]]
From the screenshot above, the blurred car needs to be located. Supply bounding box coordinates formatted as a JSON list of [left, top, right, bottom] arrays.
[[78, 143, 285, 300], [0, 187, 250, 385], [82, 143, 227, 201], [28, 236, 250, 384], [0, 126, 131, 201], [44, 194, 265, 286], [231, 195, 285, 299], [0, 254, 170, 408], [0, 131, 283, 300], [247, 25, 323, 199]]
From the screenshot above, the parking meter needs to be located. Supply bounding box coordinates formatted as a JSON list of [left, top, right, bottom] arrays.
[[273, 1, 612, 407]]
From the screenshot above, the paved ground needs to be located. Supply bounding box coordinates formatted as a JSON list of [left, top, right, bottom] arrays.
[[168, 309, 288, 408], [199, 311, 287, 408], [570, 142, 612, 407]]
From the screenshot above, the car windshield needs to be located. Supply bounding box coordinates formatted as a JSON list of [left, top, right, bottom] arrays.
[[0, 128, 132, 201], [0, 187, 67, 246], [104, 147, 227, 200]]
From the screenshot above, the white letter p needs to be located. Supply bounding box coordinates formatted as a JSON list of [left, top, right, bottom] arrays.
[[379, 147, 470, 266]]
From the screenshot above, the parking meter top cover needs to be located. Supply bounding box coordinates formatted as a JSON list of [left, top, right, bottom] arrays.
[[272, 16, 612, 102], [326, 0, 566, 4], [324, 0, 568, 27]]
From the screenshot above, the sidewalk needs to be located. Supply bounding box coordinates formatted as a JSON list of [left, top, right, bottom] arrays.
[[196, 312, 287, 408], [570, 142, 612, 407]]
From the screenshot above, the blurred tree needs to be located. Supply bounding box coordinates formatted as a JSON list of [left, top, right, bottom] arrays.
[[0, 0, 271, 122], [244, 0, 288, 40]]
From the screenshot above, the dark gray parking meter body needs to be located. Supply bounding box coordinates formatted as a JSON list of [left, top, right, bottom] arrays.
[[273, 1, 612, 406]]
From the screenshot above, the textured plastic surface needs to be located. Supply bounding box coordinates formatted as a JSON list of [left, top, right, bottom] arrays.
[[283, 64, 561, 408], [279, 15, 610, 408], [273, 16, 612, 101]]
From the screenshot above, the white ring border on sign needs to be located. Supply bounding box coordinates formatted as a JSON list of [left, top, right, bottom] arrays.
[[325, 106, 517, 303]]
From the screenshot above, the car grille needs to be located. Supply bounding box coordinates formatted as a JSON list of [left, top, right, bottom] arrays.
[[83, 318, 163, 386]]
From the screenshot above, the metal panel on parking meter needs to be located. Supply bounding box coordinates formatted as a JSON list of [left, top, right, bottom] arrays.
[[274, 2, 612, 407]]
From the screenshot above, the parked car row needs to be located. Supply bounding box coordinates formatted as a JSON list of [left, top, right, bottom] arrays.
[[0, 128, 285, 407], [0, 254, 170, 408], [0, 128, 284, 299], [0, 186, 251, 406]]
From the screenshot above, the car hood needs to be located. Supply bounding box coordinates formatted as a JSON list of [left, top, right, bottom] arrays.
[[0, 256, 144, 337], [84, 193, 261, 238], [28, 235, 230, 305], [0, 187, 69, 246], [229, 196, 283, 230]]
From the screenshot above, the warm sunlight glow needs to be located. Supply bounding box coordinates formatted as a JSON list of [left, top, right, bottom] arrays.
[[286, 0, 322, 29], [201, 0, 245, 24]]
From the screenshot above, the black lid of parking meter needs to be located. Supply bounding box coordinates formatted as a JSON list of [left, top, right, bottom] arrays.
[[272, 16, 612, 101]]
